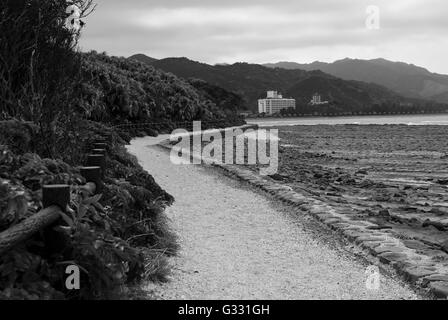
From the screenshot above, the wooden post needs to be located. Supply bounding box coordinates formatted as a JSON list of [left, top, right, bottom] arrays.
[[92, 148, 106, 156], [94, 138, 106, 144], [101, 133, 112, 143], [42, 185, 70, 211], [80, 166, 103, 193], [86, 154, 106, 177], [93, 142, 107, 150], [41, 185, 71, 254]]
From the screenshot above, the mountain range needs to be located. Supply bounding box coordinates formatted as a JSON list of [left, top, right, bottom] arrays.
[[264, 58, 448, 104], [129, 54, 446, 113]]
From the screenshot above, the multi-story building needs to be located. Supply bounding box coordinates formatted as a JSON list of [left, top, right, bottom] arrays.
[[258, 91, 296, 115], [309, 93, 329, 106]]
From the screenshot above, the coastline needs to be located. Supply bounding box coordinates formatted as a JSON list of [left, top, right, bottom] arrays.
[[247, 113, 448, 126], [157, 123, 448, 299], [129, 135, 419, 299]]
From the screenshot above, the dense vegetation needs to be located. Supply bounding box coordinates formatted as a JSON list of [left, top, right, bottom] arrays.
[[0, 0, 243, 299], [80, 52, 244, 126], [0, 120, 176, 299], [187, 78, 246, 115]]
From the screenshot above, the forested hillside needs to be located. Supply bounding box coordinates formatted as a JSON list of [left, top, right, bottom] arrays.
[[135, 55, 448, 115], [265, 58, 448, 104], [80, 52, 242, 125]]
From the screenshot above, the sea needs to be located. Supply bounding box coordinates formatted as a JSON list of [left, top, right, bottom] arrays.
[[247, 114, 448, 127]]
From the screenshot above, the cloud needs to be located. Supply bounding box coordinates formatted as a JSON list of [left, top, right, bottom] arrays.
[[80, 0, 448, 73]]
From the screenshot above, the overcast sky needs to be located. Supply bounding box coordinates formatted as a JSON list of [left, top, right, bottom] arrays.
[[80, 0, 448, 74]]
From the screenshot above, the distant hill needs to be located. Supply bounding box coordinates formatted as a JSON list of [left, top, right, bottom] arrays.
[[285, 76, 400, 110], [264, 58, 448, 104], [134, 54, 419, 113], [129, 53, 158, 65]]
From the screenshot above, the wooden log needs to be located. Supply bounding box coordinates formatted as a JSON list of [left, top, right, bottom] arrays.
[[41, 186, 71, 254], [80, 166, 102, 193], [0, 206, 62, 255]]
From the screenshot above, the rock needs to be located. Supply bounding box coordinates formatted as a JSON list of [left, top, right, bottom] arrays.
[[430, 207, 448, 216], [422, 219, 447, 231], [402, 240, 429, 251], [269, 174, 288, 181], [361, 241, 383, 253], [342, 230, 365, 241], [404, 267, 436, 283], [332, 222, 352, 230], [355, 235, 387, 244], [421, 249, 447, 259], [422, 274, 448, 287], [146, 129, 158, 137], [322, 218, 342, 225], [366, 225, 393, 230], [374, 245, 404, 254], [378, 252, 408, 265], [403, 206, 418, 212], [378, 209, 391, 217], [428, 281, 448, 299], [374, 194, 391, 201], [136, 130, 147, 137], [316, 213, 332, 221], [313, 172, 323, 179], [439, 240, 448, 253]]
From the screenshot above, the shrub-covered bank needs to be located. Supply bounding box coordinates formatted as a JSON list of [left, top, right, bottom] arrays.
[[0, 120, 178, 299], [0, 0, 245, 299], [79, 52, 246, 129]]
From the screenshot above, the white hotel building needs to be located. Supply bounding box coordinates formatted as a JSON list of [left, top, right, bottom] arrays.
[[258, 91, 296, 115]]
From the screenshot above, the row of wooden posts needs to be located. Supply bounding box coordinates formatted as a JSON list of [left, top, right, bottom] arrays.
[[0, 133, 112, 255]]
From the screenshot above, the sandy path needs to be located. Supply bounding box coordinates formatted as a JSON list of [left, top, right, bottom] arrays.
[[127, 136, 419, 300]]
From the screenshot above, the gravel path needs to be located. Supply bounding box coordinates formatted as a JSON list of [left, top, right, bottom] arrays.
[[127, 136, 420, 300]]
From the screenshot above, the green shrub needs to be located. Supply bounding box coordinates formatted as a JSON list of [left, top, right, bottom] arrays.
[[0, 121, 38, 154], [0, 122, 177, 299]]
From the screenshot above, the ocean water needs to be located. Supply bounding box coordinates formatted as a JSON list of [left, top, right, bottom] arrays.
[[247, 114, 448, 127]]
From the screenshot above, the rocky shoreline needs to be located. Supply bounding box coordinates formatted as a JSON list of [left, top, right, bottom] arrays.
[[159, 124, 448, 299], [214, 164, 448, 299]]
